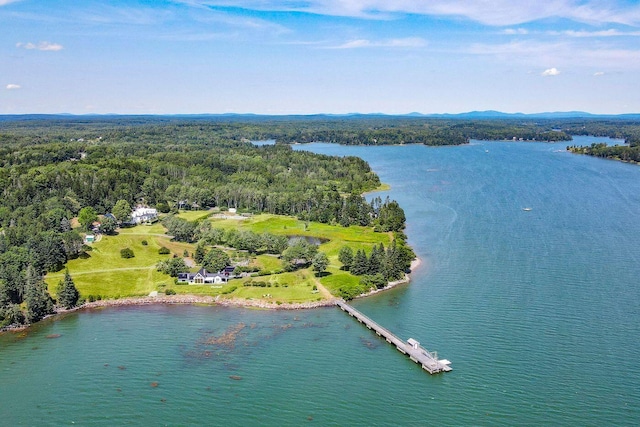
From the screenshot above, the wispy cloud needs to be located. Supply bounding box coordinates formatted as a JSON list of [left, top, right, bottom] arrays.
[[594, 71, 605, 76], [542, 67, 560, 76], [188, 9, 290, 34], [172, 1, 640, 26], [550, 29, 640, 37], [468, 40, 640, 69], [75, 5, 171, 25], [16, 41, 63, 51], [6, 84, 21, 90], [330, 37, 427, 49], [0, 0, 22, 6]]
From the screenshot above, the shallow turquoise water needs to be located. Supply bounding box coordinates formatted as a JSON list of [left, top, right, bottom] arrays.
[[2, 137, 639, 425]]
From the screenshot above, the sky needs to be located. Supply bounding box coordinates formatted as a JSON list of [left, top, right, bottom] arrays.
[[1, 0, 640, 115]]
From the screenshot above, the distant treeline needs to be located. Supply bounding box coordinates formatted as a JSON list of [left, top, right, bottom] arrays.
[[561, 118, 640, 162], [3, 115, 640, 148]]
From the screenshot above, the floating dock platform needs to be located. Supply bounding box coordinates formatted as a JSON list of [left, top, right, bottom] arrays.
[[336, 300, 451, 374]]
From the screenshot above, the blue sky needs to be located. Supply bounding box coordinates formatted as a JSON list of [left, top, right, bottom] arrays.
[[2, 0, 640, 114]]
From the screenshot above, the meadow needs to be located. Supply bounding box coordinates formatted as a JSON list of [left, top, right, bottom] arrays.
[[45, 212, 393, 304]]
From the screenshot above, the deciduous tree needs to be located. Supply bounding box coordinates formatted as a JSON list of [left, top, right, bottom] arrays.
[[78, 207, 98, 231], [202, 248, 230, 272], [312, 252, 329, 275]]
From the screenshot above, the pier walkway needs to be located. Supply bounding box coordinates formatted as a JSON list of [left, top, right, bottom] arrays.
[[336, 300, 451, 374]]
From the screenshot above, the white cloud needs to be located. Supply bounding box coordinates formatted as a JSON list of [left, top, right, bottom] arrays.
[[16, 41, 63, 51], [0, 0, 22, 6], [6, 84, 21, 90], [173, 1, 640, 26], [331, 37, 426, 49], [503, 28, 529, 35], [594, 71, 605, 76], [542, 67, 561, 76]]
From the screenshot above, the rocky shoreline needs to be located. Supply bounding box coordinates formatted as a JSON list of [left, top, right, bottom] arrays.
[[353, 257, 421, 299], [1, 257, 421, 333]]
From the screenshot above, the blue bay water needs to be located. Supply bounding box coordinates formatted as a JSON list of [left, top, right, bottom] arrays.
[[1, 137, 639, 425]]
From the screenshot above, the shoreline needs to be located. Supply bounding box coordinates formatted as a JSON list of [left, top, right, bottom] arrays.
[[353, 257, 422, 299], [0, 257, 422, 333]]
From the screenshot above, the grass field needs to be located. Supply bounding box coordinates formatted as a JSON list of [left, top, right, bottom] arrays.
[[47, 213, 394, 303], [45, 232, 191, 299]]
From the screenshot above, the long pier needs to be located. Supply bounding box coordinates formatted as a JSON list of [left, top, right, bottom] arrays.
[[336, 300, 451, 374]]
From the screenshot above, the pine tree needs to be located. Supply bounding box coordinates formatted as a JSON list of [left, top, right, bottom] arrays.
[[338, 246, 354, 270], [24, 265, 55, 323], [351, 249, 369, 276], [367, 243, 384, 275], [57, 270, 80, 309]]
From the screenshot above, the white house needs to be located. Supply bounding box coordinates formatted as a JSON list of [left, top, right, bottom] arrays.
[[177, 267, 235, 285], [131, 207, 158, 224]]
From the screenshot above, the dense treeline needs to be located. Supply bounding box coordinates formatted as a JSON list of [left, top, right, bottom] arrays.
[[0, 118, 404, 327], [567, 143, 640, 163], [0, 115, 588, 149]]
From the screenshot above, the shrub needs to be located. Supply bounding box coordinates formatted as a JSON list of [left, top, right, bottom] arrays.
[[158, 246, 171, 255], [120, 248, 134, 258], [235, 266, 260, 274], [360, 273, 387, 289], [141, 240, 148, 246], [165, 289, 176, 295]]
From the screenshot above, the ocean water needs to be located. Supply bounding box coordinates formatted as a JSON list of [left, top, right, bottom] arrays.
[[2, 137, 639, 426]]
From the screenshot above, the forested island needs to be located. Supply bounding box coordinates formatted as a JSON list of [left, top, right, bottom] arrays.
[[2, 114, 640, 329]]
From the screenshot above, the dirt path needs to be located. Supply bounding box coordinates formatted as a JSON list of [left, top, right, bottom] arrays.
[[311, 275, 335, 300]]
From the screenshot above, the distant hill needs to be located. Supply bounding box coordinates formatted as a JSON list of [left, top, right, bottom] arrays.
[[1, 111, 640, 122], [414, 111, 640, 120]]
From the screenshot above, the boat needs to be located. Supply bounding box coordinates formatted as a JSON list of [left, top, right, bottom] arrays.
[[522, 207, 532, 211]]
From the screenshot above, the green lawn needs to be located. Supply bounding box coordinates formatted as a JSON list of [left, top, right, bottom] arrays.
[[210, 213, 390, 257], [229, 270, 321, 303], [45, 231, 194, 299], [253, 254, 283, 272], [176, 210, 213, 222], [47, 213, 396, 303], [118, 223, 167, 235]]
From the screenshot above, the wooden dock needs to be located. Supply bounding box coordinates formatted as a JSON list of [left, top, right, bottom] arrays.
[[336, 300, 451, 374]]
